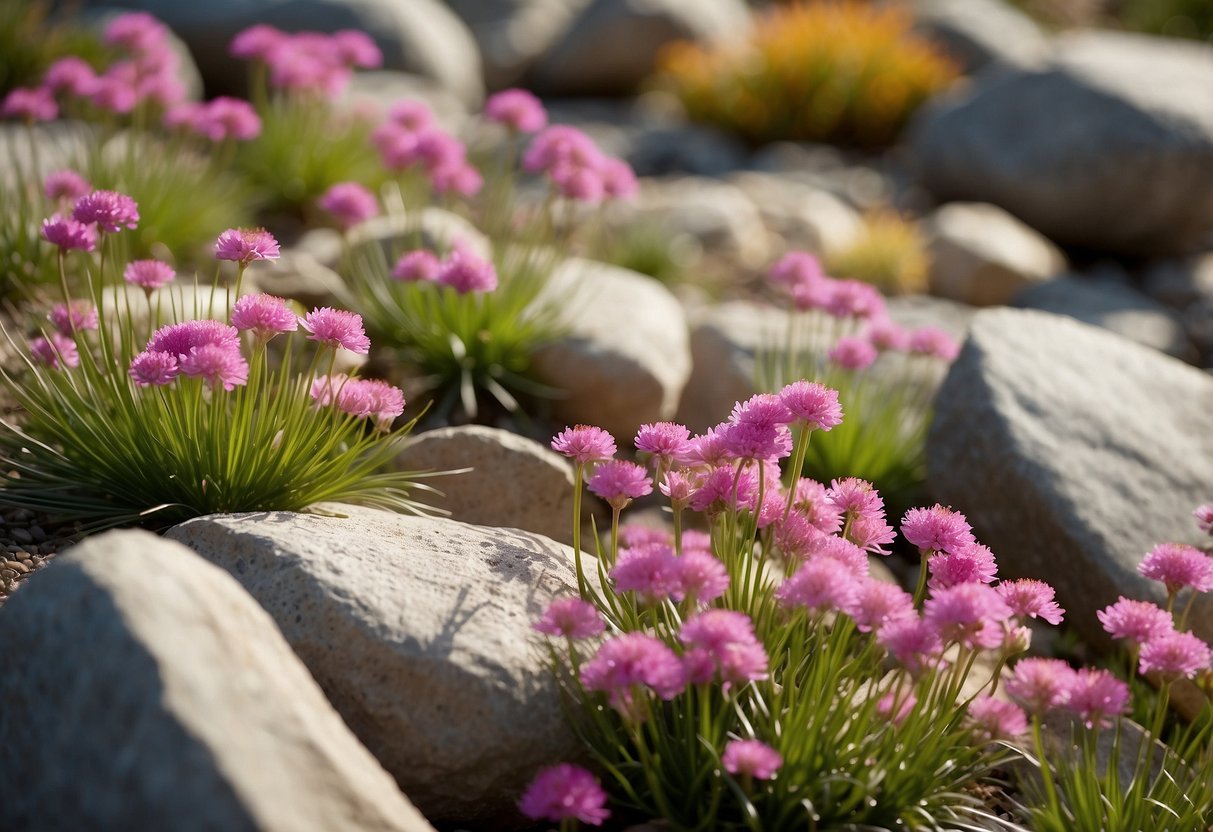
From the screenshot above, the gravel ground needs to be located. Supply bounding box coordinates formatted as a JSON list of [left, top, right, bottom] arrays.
[[0, 508, 80, 608]]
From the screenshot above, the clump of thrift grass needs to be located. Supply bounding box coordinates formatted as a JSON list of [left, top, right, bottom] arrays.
[[0, 194, 432, 529], [530, 390, 1080, 830]]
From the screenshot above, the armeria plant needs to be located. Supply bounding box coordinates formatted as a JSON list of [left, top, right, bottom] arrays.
[[0, 185, 432, 529], [523, 391, 1071, 830], [759, 251, 958, 512]]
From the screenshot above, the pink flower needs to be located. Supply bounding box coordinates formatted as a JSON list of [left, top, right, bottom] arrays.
[[908, 327, 960, 361], [49, 301, 98, 336], [533, 597, 604, 639], [1066, 667, 1129, 729], [901, 505, 975, 554], [43, 170, 91, 203], [484, 88, 547, 133], [877, 691, 918, 725], [721, 421, 792, 462], [790, 478, 844, 534], [587, 460, 652, 509], [89, 75, 137, 114], [690, 465, 755, 515], [621, 525, 670, 548], [1138, 542, 1213, 594], [998, 579, 1065, 625], [1140, 631, 1213, 679], [769, 251, 825, 291], [73, 190, 139, 233], [679, 610, 768, 688], [923, 583, 1011, 650], [1195, 504, 1213, 535], [824, 280, 885, 320], [845, 578, 915, 633], [333, 30, 383, 69], [1097, 597, 1174, 646], [777, 557, 861, 614], [231, 294, 298, 340], [730, 392, 793, 428], [967, 696, 1028, 742], [148, 320, 239, 358], [722, 739, 782, 780], [179, 343, 249, 390], [580, 632, 686, 717], [317, 182, 379, 229], [215, 227, 281, 266], [524, 125, 603, 175], [866, 319, 910, 352], [610, 543, 682, 602], [600, 157, 638, 200], [828, 478, 895, 554], [123, 259, 175, 292], [1, 87, 58, 122], [518, 763, 610, 826], [779, 381, 843, 431], [42, 57, 98, 97], [229, 24, 285, 61], [676, 550, 729, 604], [828, 336, 878, 371], [104, 12, 166, 54], [300, 307, 370, 353], [194, 97, 262, 142], [391, 250, 442, 283], [387, 99, 435, 131], [635, 421, 693, 463], [128, 350, 179, 386], [551, 425, 616, 466], [351, 378, 406, 430], [877, 616, 942, 676], [927, 543, 999, 591], [808, 535, 869, 577], [436, 246, 498, 294], [30, 333, 78, 369], [1005, 658, 1075, 716], [659, 470, 695, 506]]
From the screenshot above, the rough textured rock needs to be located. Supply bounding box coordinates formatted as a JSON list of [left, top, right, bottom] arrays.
[[344, 207, 492, 266], [729, 172, 866, 256], [911, 0, 1049, 73], [926, 201, 1067, 306], [167, 507, 586, 829], [1014, 275, 1195, 360], [0, 529, 433, 832], [532, 259, 691, 441], [928, 308, 1213, 648], [444, 0, 590, 90], [627, 177, 772, 268], [397, 425, 576, 545], [1142, 253, 1213, 365], [528, 0, 750, 96], [0, 122, 92, 185], [910, 31, 1213, 255]]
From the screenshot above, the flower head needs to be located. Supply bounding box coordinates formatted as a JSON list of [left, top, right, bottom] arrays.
[[43, 169, 91, 203], [635, 421, 693, 464], [43, 57, 98, 97], [600, 157, 638, 200], [998, 579, 1064, 625], [659, 470, 695, 506], [317, 182, 379, 229], [229, 24, 286, 61], [1097, 597, 1174, 646], [231, 294, 298, 341], [40, 214, 96, 252], [30, 333, 79, 369], [828, 336, 878, 371], [1066, 667, 1129, 729], [1005, 658, 1075, 716], [679, 610, 768, 688], [123, 259, 175, 292], [2, 87, 57, 122], [1195, 504, 1213, 535], [967, 696, 1028, 742], [877, 616, 942, 676], [300, 307, 370, 354], [769, 251, 825, 291], [722, 739, 782, 781], [1138, 542, 1213, 594], [215, 227, 280, 266], [518, 763, 610, 826], [551, 425, 616, 466], [901, 505, 974, 554], [611, 543, 682, 603], [824, 279, 885, 320], [587, 460, 652, 509], [484, 88, 547, 133], [676, 550, 729, 605], [436, 245, 498, 294], [866, 318, 909, 352], [927, 543, 998, 591], [845, 578, 915, 633], [104, 12, 166, 53], [391, 250, 442, 283], [128, 350, 179, 386], [49, 301, 98, 336], [148, 320, 239, 358], [533, 597, 604, 640], [908, 326, 960, 361], [580, 632, 686, 718], [333, 29, 383, 69], [828, 478, 895, 554], [778, 381, 842, 431], [1139, 631, 1212, 679], [72, 190, 139, 233], [777, 557, 861, 614], [179, 343, 249, 390], [923, 582, 1011, 650]]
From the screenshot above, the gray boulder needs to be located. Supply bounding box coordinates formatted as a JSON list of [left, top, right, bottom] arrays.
[[0, 529, 433, 832], [911, 0, 1049, 73], [928, 308, 1213, 648], [167, 507, 587, 829], [443, 0, 590, 90], [910, 31, 1213, 255]]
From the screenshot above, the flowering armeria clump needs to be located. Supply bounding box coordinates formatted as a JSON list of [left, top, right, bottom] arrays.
[[759, 249, 959, 509], [522, 390, 1096, 830], [0, 200, 431, 529]]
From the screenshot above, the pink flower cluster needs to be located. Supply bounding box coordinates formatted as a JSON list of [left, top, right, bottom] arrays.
[[310, 374, 406, 431], [518, 763, 609, 826], [41, 189, 141, 253], [164, 96, 261, 142], [608, 537, 729, 606], [391, 243, 500, 294], [317, 182, 379, 229], [1006, 658, 1129, 729], [230, 25, 382, 98], [523, 125, 637, 203], [133, 319, 247, 390], [484, 88, 548, 134], [215, 227, 281, 267], [371, 100, 482, 196]]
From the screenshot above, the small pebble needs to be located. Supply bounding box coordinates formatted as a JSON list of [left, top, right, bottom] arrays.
[[5, 544, 20, 554], [11, 528, 32, 544], [30, 525, 45, 542], [14, 550, 30, 562]]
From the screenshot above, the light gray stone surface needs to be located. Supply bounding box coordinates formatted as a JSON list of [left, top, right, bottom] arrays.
[[911, 0, 1049, 73], [0, 529, 433, 832]]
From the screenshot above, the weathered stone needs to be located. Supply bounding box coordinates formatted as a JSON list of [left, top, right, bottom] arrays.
[[1014, 275, 1195, 360], [345, 207, 491, 266], [729, 172, 866, 255], [0, 529, 433, 832], [444, 0, 590, 90], [167, 507, 587, 829], [1142, 253, 1213, 364], [926, 201, 1067, 306], [528, 0, 751, 96], [910, 31, 1213, 255], [927, 308, 1213, 648], [532, 259, 691, 442], [249, 250, 348, 310], [911, 0, 1049, 73], [397, 425, 576, 545], [626, 177, 772, 268]]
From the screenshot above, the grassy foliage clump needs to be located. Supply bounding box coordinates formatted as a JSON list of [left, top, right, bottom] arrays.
[[826, 210, 930, 295]]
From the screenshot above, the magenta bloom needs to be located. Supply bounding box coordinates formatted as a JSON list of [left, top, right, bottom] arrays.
[[1139, 631, 1212, 679], [194, 96, 262, 142], [721, 420, 792, 462], [997, 579, 1064, 625], [923, 582, 1011, 650], [179, 343, 249, 390], [123, 259, 175, 292], [866, 319, 910, 352], [72, 190, 139, 233], [659, 470, 695, 506], [29, 333, 79, 369], [317, 182, 379, 229], [580, 632, 686, 717], [43, 57, 98, 97], [779, 380, 843, 431], [333, 29, 383, 69], [103, 12, 166, 53], [845, 578, 915, 633], [533, 597, 604, 640], [229, 24, 286, 61], [128, 350, 179, 386], [680, 610, 768, 688], [611, 543, 682, 603], [877, 616, 942, 676], [436, 246, 498, 294], [1, 86, 58, 122], [350, 378, 406, 430], [690, 464, 755, 515], [1097, 597, 1174, 646], [770, 251, 825, 290], [484, 88, 547, 133], [300, 307, 370, 354], [551, 425, 616, 466], [824, 280, 885, 321], [41, 214, 94, 251], [231, 294, 298, 340], [1195, 504, 1213, 535], [148, 320, 239, 358], [828, 336, 878, 371], [387, 99, 435, 131], [777, 557, 861, 614], [722, 739, 782, 781], [215, 227, 280, 266], [524, 125, 603, 175], [391, 250, 442, 283], [677, 550, 729, 604], [927, 543, 998, 591], [1138, 542, 1213, 594], [877, 689, 917, 725], [730, 392, 793, 428], [89, 75, 137, 114], [807, 535, 869, 577], [1066, 667, 1129, 729], [1005, 658, 1075, 716], [600, 157, 638, 200], [588, 460, 652, 509], [901, 504, 974, 554], [967, 696, 1028, 742], [49, 301, 98, 336], [828, 477, 895, 554], [908, 326, 960, 361], [43, 169, 91, 203], [635, 421, 692, 463], [518, 763, 609, 826]]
